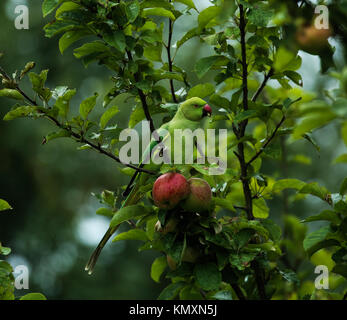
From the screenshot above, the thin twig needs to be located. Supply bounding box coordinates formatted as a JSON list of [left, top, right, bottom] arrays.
[[251, 260, 267, 300], [251, 68, 274, 102], [246, 115, 286, 167], [239, 5, 248, 113], [167, 12, 178, 103], [126, 50, 156, 134], [15, 86, 36, 105], [233, 205, 247, 211], [45, 114, 155, 174], [0, 66, 10, 80], [0, 66, 155, 175], [235, 4, 267, 300], [236, 4, 253, 221]]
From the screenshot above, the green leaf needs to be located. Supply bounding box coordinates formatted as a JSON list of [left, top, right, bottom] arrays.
[[230, 88, 242, 109], [95, 207, 114, 217], [274, 48, 301, 72], [175, 0, 196, 9], [143, 8, 176, 21], [44, 20, 79, 38], [0, 260, 13, 273], [303, 226, 331, 255], [341, 121, 347, 147], [112, 229, 148, 242], [29, 70, 52, 101], [101, 190, 115, 207], [73, 41, 109, 59], [146, 217, 157, 241], [52, 86, 68, 99], [230, 251, 258, 270], [79, 94, 98, 120], [179, 285, 203, 300], [151, 256, 167, 283], [248, 7, 273, 27], [20, 62, 36, 80], [194, 262, 221, 291], [0, 89, 23, 100], [99, 105, 119, 129], [299, 182, 329, 201], [3, 106, 39, 121], [272, 179, 306, 193], [126, 0, 140, 22], [59, 29, 91, 54], [42, 0, 61, 17], [234, 110, 258, 122], [141, 0, 173, 10], [135, 80, 152, 92], [284, 71, 303, 86], [144, 45, 162, 62], [20, 293, 47, 300], [303, 210, 341, 225], [187, 83, 215, 99], [167, 240, 185, 263], [158, 281, 185, 300], [293, 111, 336, 139], [110, 205, 149, 228], [234, 229, 255, 249], [198, 6, 221, 31], [279, 269, 300, 285], [129, 105, 145, 128], [153, 71, 184, 82], [44, 130, 70, 144], [195, 55, 228, 79], [176, 27, 198, 49], [212, 290, 233, 300], [213, 197, 235, 212], [104, 31, 126, 53], [55, 1, 81, 18], [247, 35, 267, 46], [261, 219, 282, 242], [55, 89, 76, 118], [0, 245, 11, 256], [253, 198, 269, 219], [209, 94, 231, 110], [334, 154, 347, 164]]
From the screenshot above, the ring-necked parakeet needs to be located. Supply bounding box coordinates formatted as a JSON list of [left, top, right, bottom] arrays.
[[85, 97, 212, 274]]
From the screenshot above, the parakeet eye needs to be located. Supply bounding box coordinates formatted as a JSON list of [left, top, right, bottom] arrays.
[[194, 104, 199, 108]]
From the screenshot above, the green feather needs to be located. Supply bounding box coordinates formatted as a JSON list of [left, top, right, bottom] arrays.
[[85, 97, 209, 274]]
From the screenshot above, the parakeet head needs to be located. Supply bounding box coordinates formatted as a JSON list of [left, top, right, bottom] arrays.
[[179, 97, 212, 121]]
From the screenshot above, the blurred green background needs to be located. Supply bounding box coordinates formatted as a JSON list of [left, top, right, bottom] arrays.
[[0, 0, 346, 299]]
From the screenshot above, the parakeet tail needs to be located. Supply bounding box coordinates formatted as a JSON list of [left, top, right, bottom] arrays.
[[84, 226, 119, 275], [85, 183, 142, 274]]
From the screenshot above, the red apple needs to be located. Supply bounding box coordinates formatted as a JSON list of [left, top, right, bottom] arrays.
[[152, 172, 190, 209], [182, 178, 212, 213]]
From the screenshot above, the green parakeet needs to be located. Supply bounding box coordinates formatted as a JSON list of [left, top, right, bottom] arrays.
[[85, 97, 212, 274]]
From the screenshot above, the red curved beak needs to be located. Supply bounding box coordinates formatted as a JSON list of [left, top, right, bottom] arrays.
[[203, 104, 212, 117]]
